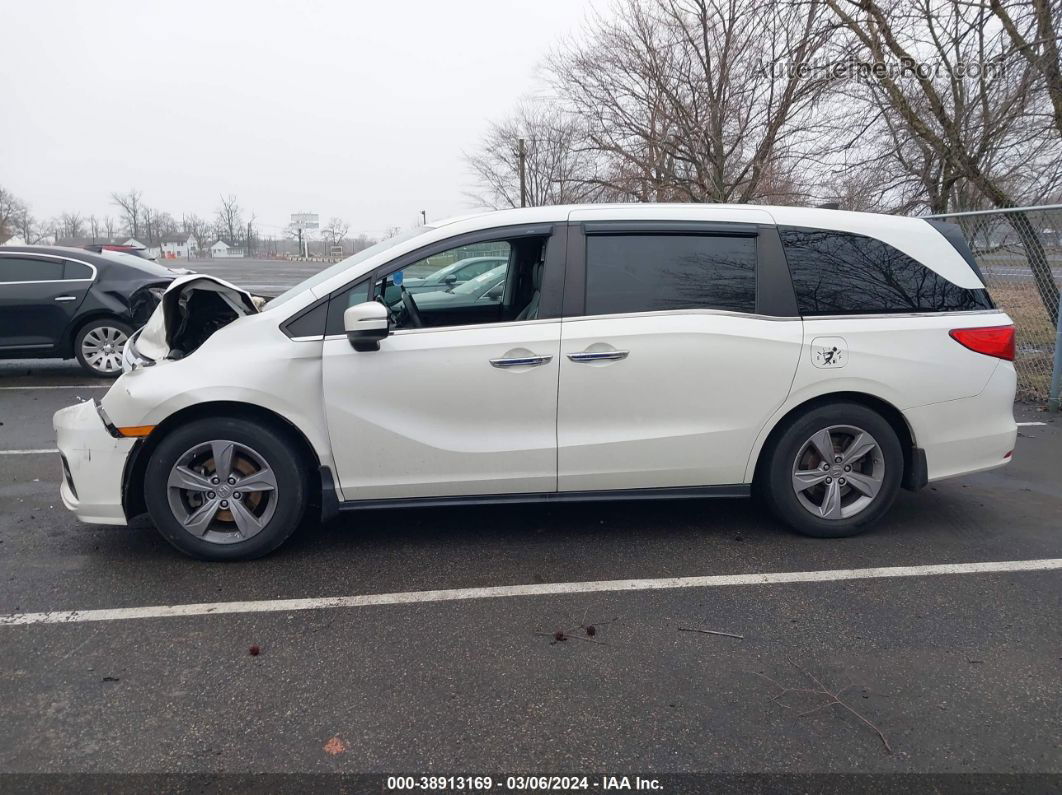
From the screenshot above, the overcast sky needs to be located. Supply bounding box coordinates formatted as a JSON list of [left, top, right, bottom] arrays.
[[1, 0, 593, 239]]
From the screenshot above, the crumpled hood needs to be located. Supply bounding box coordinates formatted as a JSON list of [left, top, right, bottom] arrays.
[[134, 274, 261, 362]]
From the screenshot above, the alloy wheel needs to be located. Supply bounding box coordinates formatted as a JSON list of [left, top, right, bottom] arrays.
[[81, 326, 128, 374], [166, 440, 279, 544], [791, 425, 885, 520]]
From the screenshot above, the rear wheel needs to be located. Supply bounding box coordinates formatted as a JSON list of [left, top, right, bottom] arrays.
[[760, 402, 903, 538], [144, 417, 309, 560], [74, 319, 133, 377]]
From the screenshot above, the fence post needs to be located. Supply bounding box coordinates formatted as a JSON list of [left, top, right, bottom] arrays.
[[1051, 290, 1062, 412]]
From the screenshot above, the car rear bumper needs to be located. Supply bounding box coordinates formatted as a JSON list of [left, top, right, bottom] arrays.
[[53, 400, 135, 525], [903, 361, 1017, 482]]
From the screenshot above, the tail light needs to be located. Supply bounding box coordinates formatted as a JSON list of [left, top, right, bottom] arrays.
[[949, 325, 1015, 361]]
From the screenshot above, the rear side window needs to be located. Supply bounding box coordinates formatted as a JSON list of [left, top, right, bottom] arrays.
[[584, 234, 757, 315], [779, 227, 992, 315], [0, 257, 65, 282], [64, 260, 94, 280]]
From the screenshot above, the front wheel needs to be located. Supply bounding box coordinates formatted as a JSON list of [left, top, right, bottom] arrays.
[[144, 417, 309, 560], [759, 402, 903, 538]]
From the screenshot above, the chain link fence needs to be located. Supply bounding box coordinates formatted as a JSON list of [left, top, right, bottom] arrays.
[[925, 206, 1062, 404]]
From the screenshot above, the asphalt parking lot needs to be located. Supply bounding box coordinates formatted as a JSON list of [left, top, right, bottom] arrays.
[[0, 257, 1060, 780], [180, 257, 337, 296]]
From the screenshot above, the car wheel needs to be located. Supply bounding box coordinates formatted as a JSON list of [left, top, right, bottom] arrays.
[[760, 402, 903, 538], [75, 319, 133, 377], [143, 417, 309, 561]]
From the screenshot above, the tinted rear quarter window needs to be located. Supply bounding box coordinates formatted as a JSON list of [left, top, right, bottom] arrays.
[[64, 260, 94, 279], [585, 234, 756, 315], [0, 257, 65, 282], [779, 226, 992, 315]]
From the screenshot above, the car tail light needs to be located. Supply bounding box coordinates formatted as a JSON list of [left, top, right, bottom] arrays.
[[949, 325, 1015, 361]]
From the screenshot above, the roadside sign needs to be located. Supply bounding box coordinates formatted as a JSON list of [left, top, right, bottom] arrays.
[[290, 213, 319, 230]]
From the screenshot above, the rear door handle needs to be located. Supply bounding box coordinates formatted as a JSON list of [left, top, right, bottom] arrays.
[[490, 354, 553, 368], [567, 350, 629, 363], [54, 296, 77, 302]]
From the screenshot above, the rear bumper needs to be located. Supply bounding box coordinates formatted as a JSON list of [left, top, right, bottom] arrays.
[[53, 400, 135, 525], [903, 362, 1017, 482]]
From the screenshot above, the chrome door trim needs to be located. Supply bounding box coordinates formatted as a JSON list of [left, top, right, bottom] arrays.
[[557, 307, 1006, 324], [800, 308, 1006, 321], [489, 354, 553, 368], [567, 350, 629, 363], [0, 252, 98, 285], [560, 308, 801, 323]]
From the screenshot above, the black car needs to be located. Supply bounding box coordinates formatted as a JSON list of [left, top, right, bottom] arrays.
[[0, 246, 184, 377]]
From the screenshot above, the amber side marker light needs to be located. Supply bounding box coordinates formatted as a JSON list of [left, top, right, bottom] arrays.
[[116, 425, 156, 438], [948, 325, 1015, 361]]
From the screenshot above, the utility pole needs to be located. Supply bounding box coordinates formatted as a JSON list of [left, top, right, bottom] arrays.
[[518, 137, 527, 208]]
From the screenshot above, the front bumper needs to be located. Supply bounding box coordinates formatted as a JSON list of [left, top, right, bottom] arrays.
[[53, 400, 136, 525]]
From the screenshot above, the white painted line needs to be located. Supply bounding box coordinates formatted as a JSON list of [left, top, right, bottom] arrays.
[[0, 449, 58, 455], [0, 384, 108, 390], [1017, 422, 1047, 427], [2, 558, 1060, 627]]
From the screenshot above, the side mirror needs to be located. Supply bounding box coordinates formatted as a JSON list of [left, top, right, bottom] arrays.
[[443, 274, 458, 285], [344, 301, 390, 352]]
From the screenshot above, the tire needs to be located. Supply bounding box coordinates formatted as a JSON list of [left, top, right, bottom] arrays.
[[143, 417, 309, 560], [74, 318, 133, 378], [759, 401, 903, 539]]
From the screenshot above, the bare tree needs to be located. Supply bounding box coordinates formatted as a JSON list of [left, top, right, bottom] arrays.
[[989, 0, 1062, 136], [150, 210, 179, 243], [59, 212, 85, 240], [466, 101, 607, 208], [88, 215, 101, 242], [548, 0, 837, 203], [142, 207, 177, 246], [215, 194, 243, 246], [103, 216, 116, 240], [14, 203, 45, 244], [0, 186, 23, 243], [245, 213, 258, 256], [351, 233, 376, 253], [111, 189, 144, 239], [823, 0, 1062, 323], [182, 214, 211, 254], [322, 216, 350, 246], [286, 221, 307, 256]]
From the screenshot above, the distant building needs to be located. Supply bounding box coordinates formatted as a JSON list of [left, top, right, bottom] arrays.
[[161, 233, 197, 258], [210, 239, 245, 258]]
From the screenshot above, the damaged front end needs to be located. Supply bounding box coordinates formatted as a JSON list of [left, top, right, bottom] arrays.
[[123, 275, 263, 372]]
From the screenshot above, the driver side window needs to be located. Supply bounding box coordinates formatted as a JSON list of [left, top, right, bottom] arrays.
[[373, 236, 547, 331]]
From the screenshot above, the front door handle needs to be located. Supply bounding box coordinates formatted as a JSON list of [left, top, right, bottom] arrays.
[[54, 295, 77, 303], [567, 350, 629, 363], [490, 354, 553, 368]]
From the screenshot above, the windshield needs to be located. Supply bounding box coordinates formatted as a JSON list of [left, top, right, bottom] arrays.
[[452, 263, 507, 295], [264, 227, 431, 310]]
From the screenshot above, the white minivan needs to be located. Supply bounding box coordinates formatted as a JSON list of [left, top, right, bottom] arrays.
[[54, 205, 1017, 560]]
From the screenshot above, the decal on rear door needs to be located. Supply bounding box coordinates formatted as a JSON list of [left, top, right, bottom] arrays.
[[811, 337, 847, 368]]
